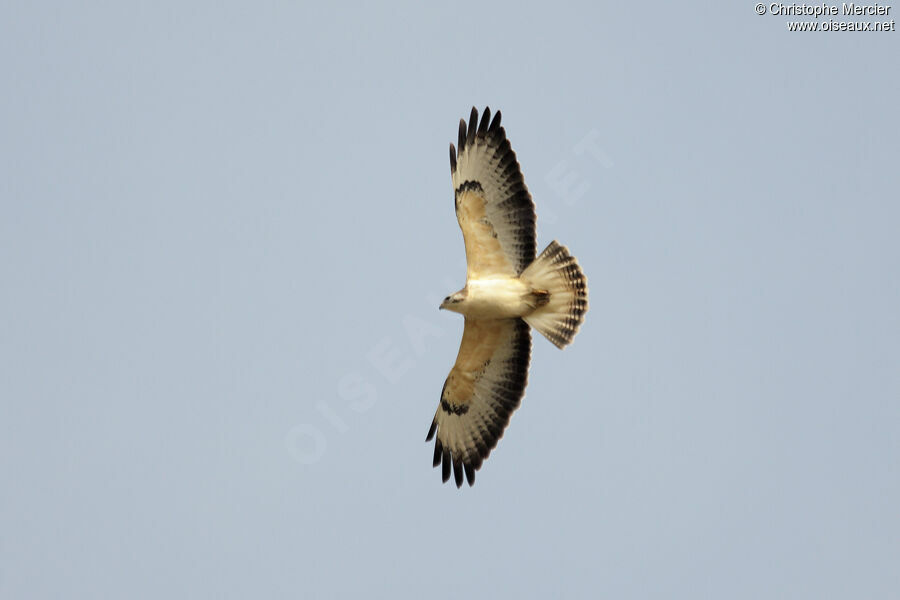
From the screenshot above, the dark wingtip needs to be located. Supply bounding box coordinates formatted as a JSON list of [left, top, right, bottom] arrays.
[[426, 419, 437, 441], [477, 107, 490, 136], [453, 458, 464, 488], [466, 107, 477, 146], [489, 109, 502, 131], [457, 118, 466, 153], [473, 455, 483, 471], [432, 438, 442, 467], [464, 462, 475, 486], [441, 448, 451, 483], [449, 143, 457, 173]]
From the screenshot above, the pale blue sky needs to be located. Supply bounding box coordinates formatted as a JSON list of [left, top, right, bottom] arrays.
[[2, 2, 898, 598]]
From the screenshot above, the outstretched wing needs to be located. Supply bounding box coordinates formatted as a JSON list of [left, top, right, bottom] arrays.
[[451, 107, 536, 279], [426, 318, 531, 487]]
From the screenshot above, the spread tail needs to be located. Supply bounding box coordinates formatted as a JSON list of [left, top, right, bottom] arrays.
[[521, 241, 588, 349]]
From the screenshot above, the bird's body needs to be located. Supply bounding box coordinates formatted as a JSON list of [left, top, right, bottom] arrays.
[[427, 107, 588, 487], [442, 277, 536, 320]]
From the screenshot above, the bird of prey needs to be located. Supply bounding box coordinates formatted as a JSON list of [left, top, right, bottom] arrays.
[[426, 107, 588, 487]]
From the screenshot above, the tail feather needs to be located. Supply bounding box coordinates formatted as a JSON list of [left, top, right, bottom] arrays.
[[521, 241, 588, 348]]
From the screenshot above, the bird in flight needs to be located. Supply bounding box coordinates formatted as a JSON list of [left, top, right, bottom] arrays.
[[426, 107, 588, 487]]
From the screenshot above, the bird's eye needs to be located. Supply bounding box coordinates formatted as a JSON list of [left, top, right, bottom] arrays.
[[444, 296, 450, 302]]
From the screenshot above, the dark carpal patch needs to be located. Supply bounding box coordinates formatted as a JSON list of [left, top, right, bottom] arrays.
[[440, 398, 469, 415], [454, 180, 485, 197]]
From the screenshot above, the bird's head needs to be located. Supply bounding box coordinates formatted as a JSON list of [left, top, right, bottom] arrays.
[[439, 290, 466, 312]]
